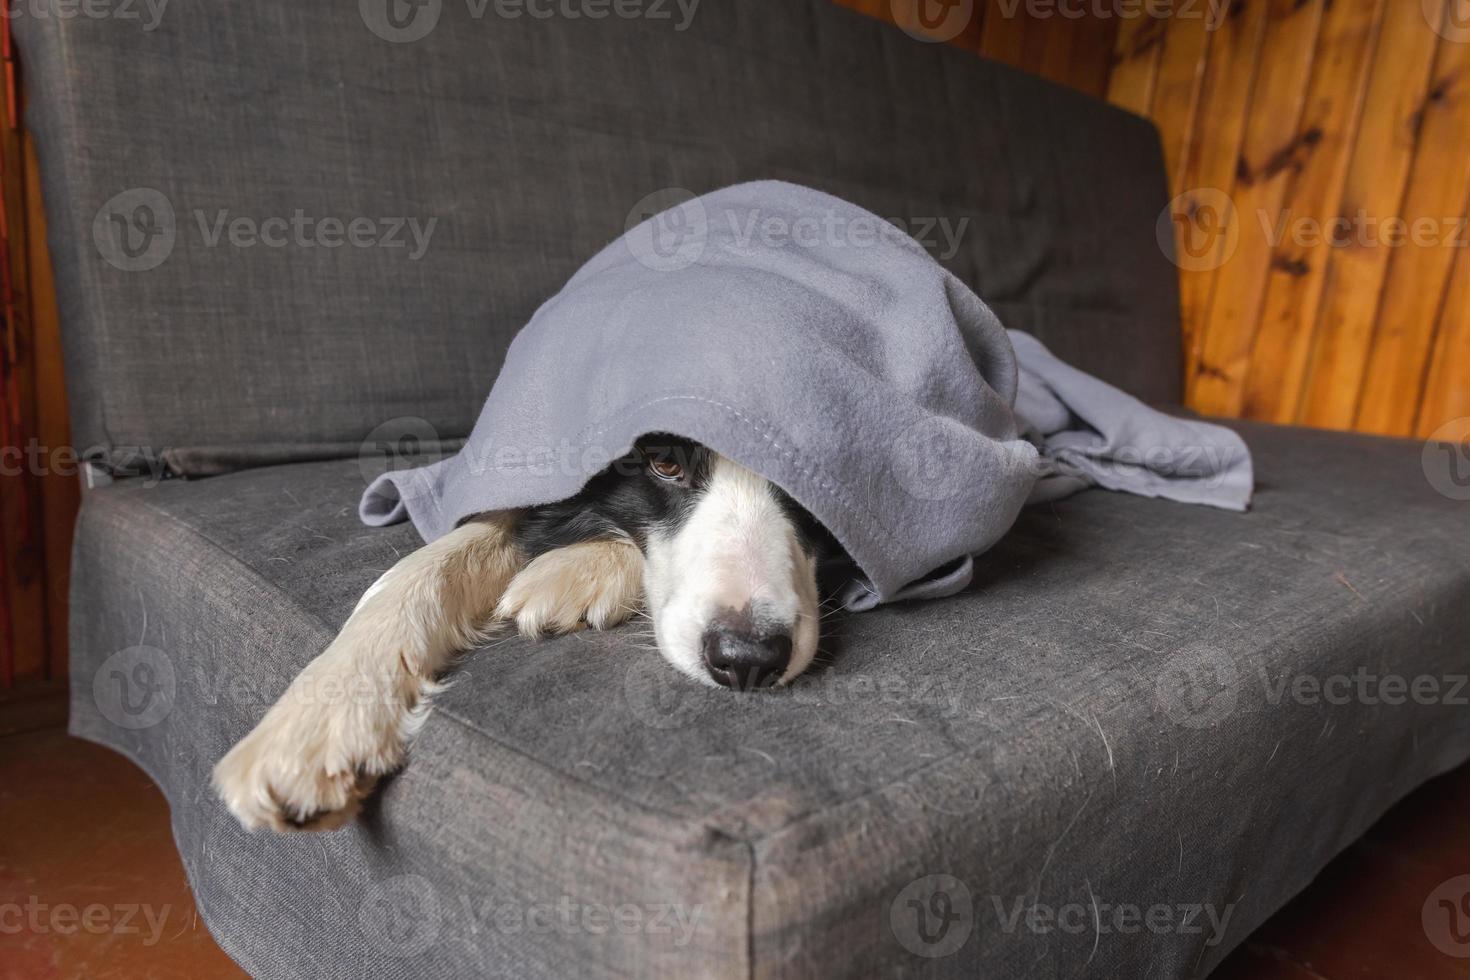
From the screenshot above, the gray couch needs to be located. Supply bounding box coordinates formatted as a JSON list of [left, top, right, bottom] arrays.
[[21, 1, 1470, 977]]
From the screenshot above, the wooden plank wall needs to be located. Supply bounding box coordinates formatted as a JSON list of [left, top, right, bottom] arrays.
[[847, 0, 1470, 437], [0, 19, 73, 710]]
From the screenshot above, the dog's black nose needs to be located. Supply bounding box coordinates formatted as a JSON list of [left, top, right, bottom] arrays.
[[701, 622, 792, 691]]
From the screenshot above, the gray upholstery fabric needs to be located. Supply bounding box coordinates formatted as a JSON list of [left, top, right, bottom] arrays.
[[18, 0, 1179, 477], [68, 421, 1470, 977]]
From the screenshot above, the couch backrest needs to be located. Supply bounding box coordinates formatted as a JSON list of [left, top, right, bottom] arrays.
[[17, 0, 1181, 477]]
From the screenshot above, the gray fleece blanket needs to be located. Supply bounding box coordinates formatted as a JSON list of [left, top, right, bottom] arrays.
[[361, 181, 1252, 609]]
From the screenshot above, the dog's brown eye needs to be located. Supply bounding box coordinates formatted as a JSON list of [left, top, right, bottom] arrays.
[[648, 457, 684, 482]]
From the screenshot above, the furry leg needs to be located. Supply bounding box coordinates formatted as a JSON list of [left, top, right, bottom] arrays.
[[212, 512, 522, 832]]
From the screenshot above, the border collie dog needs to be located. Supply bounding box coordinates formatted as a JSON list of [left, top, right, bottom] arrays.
[[214, 435, 840, 831]]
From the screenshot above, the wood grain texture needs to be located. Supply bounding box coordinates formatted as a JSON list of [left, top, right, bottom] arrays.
[[1296, 0, 1446, 429], [1418, 239, 1470, 438], [1173, 0, 1270, 374], [1354, 33, 1470, 436], [0, 60, 48, 689], [1240, 0, 1387, 423], [22, 128, 71, 682], [1151, 6, 1215, 194], [1189, 0, 1325, 417], [1106, 8, 1167, 116], [1, 34, 71, 699], [851, 0, 1470, 439], [1079, 17, 1124, 100]]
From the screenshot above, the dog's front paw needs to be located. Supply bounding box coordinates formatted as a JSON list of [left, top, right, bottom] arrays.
[[497, 539, 644, 637], [212, 651, 418, 832]]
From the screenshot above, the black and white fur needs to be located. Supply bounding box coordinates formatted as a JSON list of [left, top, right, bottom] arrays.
[[214, 435, 839, 831]]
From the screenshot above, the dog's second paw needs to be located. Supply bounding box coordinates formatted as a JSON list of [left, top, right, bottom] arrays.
[[212, 655, 416, 832], [497, 539, 644, 637]]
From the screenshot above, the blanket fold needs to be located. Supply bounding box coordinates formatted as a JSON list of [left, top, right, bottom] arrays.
[[361, 181, 1251, 610]]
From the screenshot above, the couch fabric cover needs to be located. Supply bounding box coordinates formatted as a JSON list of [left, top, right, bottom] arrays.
[[19, 0, 1178, 477], [21, 0, 1470, 977], [66, 424, 1470, 978]]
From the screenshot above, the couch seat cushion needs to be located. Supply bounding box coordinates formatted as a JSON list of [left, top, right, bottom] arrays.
[[68, 419, 1470, 978]]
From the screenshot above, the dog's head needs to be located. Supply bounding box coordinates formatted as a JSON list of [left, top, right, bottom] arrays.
[[519, 436, 837, 689]]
